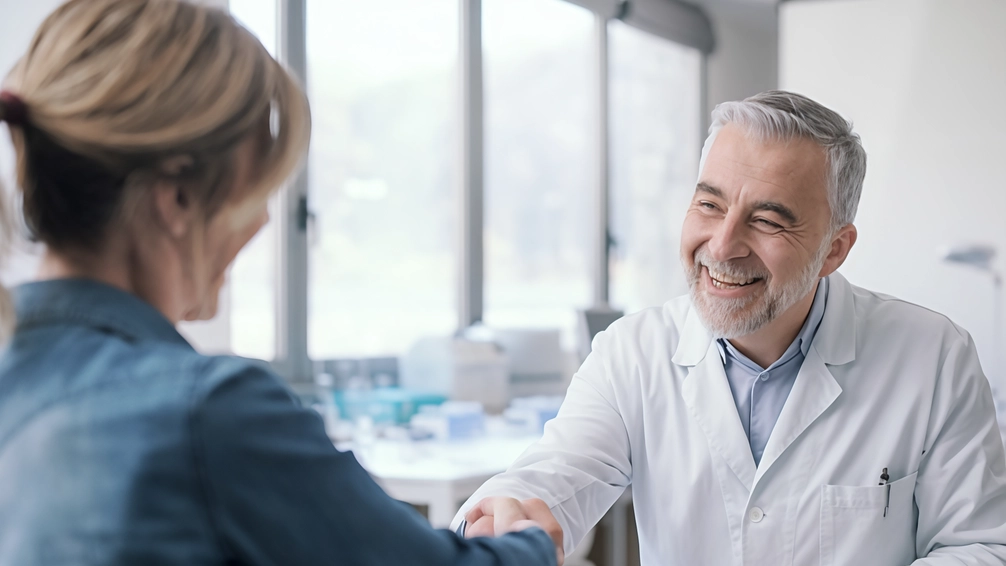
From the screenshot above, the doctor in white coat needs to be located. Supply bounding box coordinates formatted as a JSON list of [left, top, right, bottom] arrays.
[[453, 91, 1006, 565]]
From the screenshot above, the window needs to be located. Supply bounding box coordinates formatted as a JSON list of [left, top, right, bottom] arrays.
[[305, 0, 459, 359], [482, 0, 595, 347], [608, 20, 702, 314], [229, 0, 279, 360], [216, 0, 707, 376], [229, 197, 279, 359]]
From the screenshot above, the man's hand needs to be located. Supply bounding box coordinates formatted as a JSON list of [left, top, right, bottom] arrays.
[[464, 497, 565, 565]]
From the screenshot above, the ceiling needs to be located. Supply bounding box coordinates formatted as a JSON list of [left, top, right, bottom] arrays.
[[685, 0, 779, 32]]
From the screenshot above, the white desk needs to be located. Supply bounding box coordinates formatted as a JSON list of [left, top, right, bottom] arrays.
[[349, 434, 542, 527], [344, 434, 632, 566]]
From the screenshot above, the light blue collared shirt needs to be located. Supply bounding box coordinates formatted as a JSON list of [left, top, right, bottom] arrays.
[[717, 277, 830, 466]]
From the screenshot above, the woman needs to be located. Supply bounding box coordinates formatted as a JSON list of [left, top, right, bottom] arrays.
[[0, 1, 560, 564]]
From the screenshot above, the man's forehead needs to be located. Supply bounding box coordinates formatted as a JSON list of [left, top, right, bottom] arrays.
[[699, 124, 828, 201]]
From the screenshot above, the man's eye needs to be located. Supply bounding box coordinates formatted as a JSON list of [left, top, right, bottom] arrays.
[[755, 218, 782, 229], [699, 201, 717, 210]]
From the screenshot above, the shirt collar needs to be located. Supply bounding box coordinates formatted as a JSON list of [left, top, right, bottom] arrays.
[[716, 277, 831, 371], [13, 278, 192, 348]]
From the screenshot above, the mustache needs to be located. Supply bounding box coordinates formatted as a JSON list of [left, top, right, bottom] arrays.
[[690, 248, 769, 281]]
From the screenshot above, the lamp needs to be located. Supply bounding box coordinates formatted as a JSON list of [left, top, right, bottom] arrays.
[[941, 243, 1004, 439], [942, 244, 999, 273]]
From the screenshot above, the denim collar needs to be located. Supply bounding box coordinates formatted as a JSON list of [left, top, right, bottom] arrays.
[[13, 278, 192, 348]]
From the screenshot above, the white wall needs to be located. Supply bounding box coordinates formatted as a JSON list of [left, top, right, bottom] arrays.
[[0, 0, 232, 353], [781, 0, 1006, 398]]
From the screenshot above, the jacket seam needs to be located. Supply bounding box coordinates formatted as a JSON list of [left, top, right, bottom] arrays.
[[16, 311, 187, 347]]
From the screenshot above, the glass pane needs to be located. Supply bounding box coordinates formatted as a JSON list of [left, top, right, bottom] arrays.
[[306, 0, 458, 359], [609, 21, 702, 314], [482, 0, 595, 347], [230, 0, 277, 56], [229, 0, 278, 360]]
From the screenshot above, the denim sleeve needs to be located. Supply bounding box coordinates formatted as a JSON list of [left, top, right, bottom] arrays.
[[189, 362, 556, 566]]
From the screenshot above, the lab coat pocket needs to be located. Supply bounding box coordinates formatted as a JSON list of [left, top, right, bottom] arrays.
[[820, 471, 918, 566]]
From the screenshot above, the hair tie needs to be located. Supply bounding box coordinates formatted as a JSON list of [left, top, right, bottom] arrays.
[[0, 90, 28, 127]]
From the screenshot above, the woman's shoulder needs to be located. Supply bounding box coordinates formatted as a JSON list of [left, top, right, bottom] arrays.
[[187, 353, 293, 404], [185, 355, 311, 436], [90, 341, 295, 416]]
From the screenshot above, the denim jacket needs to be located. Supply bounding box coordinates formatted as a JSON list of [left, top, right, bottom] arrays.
[[0, 279, 555, 565]]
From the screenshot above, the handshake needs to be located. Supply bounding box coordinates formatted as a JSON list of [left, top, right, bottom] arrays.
[[463, 497, 566, 565]]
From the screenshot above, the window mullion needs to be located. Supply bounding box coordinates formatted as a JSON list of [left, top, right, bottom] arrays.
[[276, 0, 311, 381], [593, 14, 611, 307], [459, 0, 485, 329], [700, 54, 710, 154]]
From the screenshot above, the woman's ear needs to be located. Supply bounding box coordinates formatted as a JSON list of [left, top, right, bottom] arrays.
[[151, 180, 197, 239]]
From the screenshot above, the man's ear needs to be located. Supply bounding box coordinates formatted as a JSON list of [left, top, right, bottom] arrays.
[[151, 180, 197, 239], [818, 224, 858, 278]]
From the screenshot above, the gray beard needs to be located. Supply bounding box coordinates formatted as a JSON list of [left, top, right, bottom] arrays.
[[685, 245, 828, 339]]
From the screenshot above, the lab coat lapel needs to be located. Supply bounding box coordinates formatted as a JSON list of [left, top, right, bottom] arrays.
[[752, 273, 856, 487], [753, 347, 842, 486], [678, 308, 758, 489]]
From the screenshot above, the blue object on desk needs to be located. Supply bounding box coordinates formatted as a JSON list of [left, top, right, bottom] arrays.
[[505, 396, 563, 434], [446, 408, 485, 440], [410, 401, 486, 441], [334, 388, 447, 425]]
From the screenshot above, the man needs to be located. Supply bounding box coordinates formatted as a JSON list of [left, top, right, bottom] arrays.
[[453, 91, 1006, 565]]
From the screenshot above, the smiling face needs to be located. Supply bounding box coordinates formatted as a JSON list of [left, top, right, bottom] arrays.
[[681, 123, 844, 339]]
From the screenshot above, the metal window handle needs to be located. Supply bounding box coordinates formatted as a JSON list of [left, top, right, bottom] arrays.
[[296, 195, 317, 246]]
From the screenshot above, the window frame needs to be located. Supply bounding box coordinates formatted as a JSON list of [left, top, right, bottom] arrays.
[[260, 0, 709, 383]]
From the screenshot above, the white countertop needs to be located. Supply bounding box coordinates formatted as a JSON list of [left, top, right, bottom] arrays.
[[345, 433, 543, 482]]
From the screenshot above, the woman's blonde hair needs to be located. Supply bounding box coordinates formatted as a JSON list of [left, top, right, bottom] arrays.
[[0, 0, 311, 338]]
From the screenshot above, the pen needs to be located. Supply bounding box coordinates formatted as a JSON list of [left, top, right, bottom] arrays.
[[879, 467, 890, 518]]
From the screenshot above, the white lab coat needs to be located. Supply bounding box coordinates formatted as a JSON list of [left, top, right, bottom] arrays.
[[453, 273, 1006, 565]]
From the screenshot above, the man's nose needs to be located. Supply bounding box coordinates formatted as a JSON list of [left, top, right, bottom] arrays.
[[706, 214, 750, 262]]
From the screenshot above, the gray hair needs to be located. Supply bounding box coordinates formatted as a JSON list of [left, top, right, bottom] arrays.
[[699, 90, 867, 230]]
